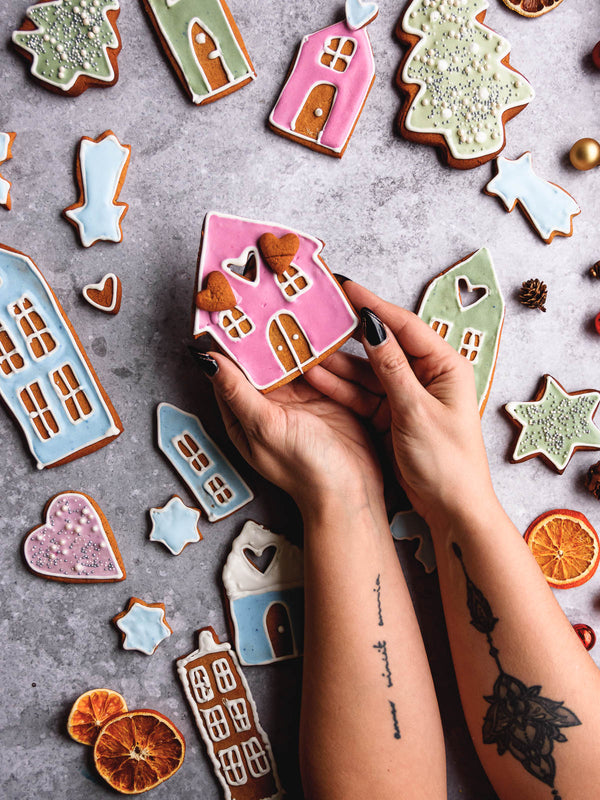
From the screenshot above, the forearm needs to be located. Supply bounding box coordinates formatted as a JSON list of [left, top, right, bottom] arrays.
[[431, 493, 600, 800], [299, 495, 445, 800]]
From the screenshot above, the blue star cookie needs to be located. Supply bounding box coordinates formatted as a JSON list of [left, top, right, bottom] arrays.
[[149, 496, 202, 556], [113, 598, 172, 655]]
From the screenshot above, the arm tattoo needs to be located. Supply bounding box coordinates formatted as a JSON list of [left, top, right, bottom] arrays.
[[374, 574, 384, 626], [453, 543, 581, 800], [372, 574, 401, 739]]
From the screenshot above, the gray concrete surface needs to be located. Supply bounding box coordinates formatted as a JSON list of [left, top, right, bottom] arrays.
[[1, 1, 599, 798]]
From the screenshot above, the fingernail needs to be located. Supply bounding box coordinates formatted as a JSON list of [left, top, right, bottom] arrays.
[[361, 307, 387, 347], [188, 349, 219, 377], [333, 273, 351, 285]]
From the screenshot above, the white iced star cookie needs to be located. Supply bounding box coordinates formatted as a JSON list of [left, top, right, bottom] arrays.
[[112, 597, 172, 655], [149, 496, 202, 556], [505, 375, 600, 473]]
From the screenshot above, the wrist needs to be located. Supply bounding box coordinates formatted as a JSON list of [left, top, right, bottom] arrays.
[[299, 488, 388, 535], [426, 487, 505, 542]]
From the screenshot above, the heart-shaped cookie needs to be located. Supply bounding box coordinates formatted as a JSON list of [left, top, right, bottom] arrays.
[[82, 273, 122, 314], [258, 233, 300, 275], [23, 492, 126, 583], [345, 0, 379, 30], [195, 271, 237, 312]]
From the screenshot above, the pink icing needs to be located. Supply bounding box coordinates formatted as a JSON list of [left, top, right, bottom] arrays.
[[23, 492, 123, 581], [269, 20, 375, 153], [193, 212, 359, 390]]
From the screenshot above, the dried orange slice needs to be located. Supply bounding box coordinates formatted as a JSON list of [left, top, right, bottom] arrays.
[[67, 688, 128, 746], [93, 709, 185, 794], [525, 509, 600, 589]]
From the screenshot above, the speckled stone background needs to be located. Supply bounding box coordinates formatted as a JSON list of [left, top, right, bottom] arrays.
[[1, 1, 599, 798]]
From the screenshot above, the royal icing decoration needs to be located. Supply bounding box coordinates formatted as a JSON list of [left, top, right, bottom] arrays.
[[64, 131, 131, 248], [177, 627, 283, 800], [222, 521, 304, 666], [192, 213, 359, 392], [82, 272, 122, 314], [113, 598, 172, 655], [417, 247, 504, 414], [149, 495, 202, 556], [12, 0, 121, 94], [0, 133, 16, 210], [23, 491, 125, 582], [486, 153, 580, 244], [390, 511, 436, 573], [346, 0, 379, 30], [398, 0, 534, 167], [269, 14, 376, 156], [157, 402, 253, 522], [505, 375, 600, 473], [142, 0, 255, 105], [0, 243, 123, 469]]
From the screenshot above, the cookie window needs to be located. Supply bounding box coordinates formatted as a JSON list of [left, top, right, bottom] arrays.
[[430, 318, 452, 340], [275, 266, 311, 299], [218, 745, 246, 786], [242, 737, 270, 778], [19, 381, 59, 440], [320, 37, 356, 72], [11, 296, 57, 359], [224, 698, 251, 733], [0, 321, 25, 376], [204, 474, 234, 505], [212, 657, 236, 693], [220, 307, 254, 339], [202, 706, 230, 743], [51, 364, 93, 422], [459, 328, 483, 362], [189, 665, 214, 704], [174, 433, 211, 473]]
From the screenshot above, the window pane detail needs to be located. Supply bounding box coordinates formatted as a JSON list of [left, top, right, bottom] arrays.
[[19, 382, 59, 440], [241, 737, 270, 778], [212, 657, 236, 693], [0, 322, 25, 376], [204, 474, 233, 505], [218, 745, 246, 786], [320, 37, 355, 72], [175, 433, 211, 473], [11, 297, 56, 359], [51, 364, 92, 422], [276, 266, 310, 299], [189, 665, 214, 703], [220, 307, 254, 339], [202, 706, 230, 742], [459, 328, 483, 362], [224, 698, 251, 733], [430, 319, 451, 340]]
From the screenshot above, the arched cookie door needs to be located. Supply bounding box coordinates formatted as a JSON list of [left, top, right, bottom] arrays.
[[265, 602, 295, 659], [293, 84, 336, 140], [190, 21, 229, 92], [268, 314, 313, 374]]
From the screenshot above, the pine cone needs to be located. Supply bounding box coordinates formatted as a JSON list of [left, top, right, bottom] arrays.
[[584, 462, 600, 500], [590, 261, 600, 280], [519, 278, 547, 312]]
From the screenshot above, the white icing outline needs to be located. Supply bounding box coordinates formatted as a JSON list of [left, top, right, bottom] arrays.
[[49, 360, 94, 424], [455, 275, 490, 311], [290, 80, 338, 145], [116, 601, 171, 655], [272, 262, 312, 302], [9, 293, 58, 363], [267, 309, 316, 375], [345, 0, 379, 30], [218, 307, 255, 340], [82, 272, 121, 312], [187, 17, 233, 85], [221, 246, 260, 286], [16, 378, 61, 441], [149, 495, 201, 556], [0, 317, 26, 377], [262, 600, 297, 660]]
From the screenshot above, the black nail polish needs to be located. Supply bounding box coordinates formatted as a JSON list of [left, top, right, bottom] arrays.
[[333, 273, 351, 285], [361, 308, 387, 346], [188, 349, 219, 377]]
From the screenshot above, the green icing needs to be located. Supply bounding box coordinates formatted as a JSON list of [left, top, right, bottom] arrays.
[[506, 377, 600, 471], [12, 0, 119, 90], [401, 0, 533, 159], [146, 0, 252, 103], [417, 247, 504, 411]]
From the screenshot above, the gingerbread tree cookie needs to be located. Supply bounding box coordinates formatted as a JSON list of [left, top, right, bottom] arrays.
[[396, 0, 534, 169]]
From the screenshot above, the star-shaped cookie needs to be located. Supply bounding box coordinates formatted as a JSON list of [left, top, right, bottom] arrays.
[[505, 375, 600, 473], [113, 598, 172, 655], [149, 496, 202, 556]]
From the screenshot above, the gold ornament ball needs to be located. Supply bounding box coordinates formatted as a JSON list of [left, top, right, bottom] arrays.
[[569, 138, 600, 171]]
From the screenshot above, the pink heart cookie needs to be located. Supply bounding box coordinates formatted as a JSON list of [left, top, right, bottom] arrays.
[[23, 492, 126, 583]]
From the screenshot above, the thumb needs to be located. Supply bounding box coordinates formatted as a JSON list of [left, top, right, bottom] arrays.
[[360, 308, 425, 416]]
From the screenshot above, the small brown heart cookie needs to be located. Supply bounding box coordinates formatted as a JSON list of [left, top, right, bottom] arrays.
[[258, 232, 300, 275], [195, 271, 237, 312], [82, 273, 122, 314]]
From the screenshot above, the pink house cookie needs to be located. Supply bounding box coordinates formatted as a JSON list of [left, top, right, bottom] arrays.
[[192, 212, 359, 392], [268, 3, 377, 157]]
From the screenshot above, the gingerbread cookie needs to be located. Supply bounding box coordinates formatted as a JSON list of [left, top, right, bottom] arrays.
[[486, 153, 580, 243], [149, 495, 203, 555], [177, 627, 283, 800], [0, 243, 123, 468], [113, 598, 172, 655], [192, 212, 359, 392], [82, 273, 122, 314], [23, 491, 125, 582], [142, 0, 255, 105], [396, 0, 534, 169], [505, 375, 600, 473], [269, 2, 377, 157], [12, 0, 122, 96], [416, 248, 505, 414], [0, 133, 16, 210], [223, 521, 304, 666], [64, 131, 131, 248], [501, 0, 565, 17]]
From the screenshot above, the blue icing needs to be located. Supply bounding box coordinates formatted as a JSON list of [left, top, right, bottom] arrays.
[[232, 588, 304, 665], [0, 246, 120, 468], [65, 135, 129, 247], [149, 496, 201, 555], [116, 602, 171, 655], [156, 403, 253, 522], [346, 0, 378, 29]]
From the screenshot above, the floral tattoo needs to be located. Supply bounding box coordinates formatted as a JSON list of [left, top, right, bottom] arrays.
[[453, 543, 580, 800]]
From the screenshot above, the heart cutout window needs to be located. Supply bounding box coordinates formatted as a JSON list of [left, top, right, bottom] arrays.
[[457, 277, 488, 309], [244, 545, 276, 574], [224, 249, 258, 283]]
